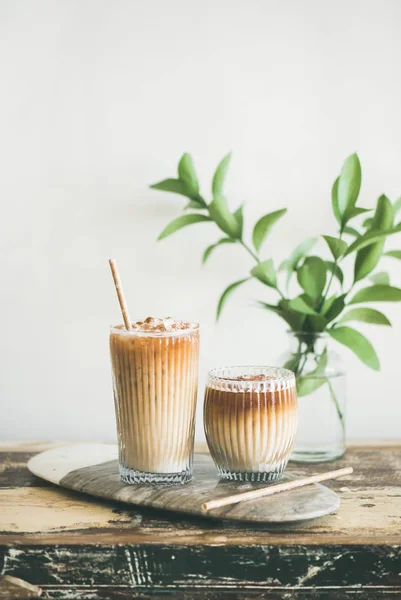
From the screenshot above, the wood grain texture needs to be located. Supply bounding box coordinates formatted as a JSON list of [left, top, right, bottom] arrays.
[[1, 543, 401, 594], [1, 445, 401, 544], [0, 575, 42, 598], [1, 443, 401, 599], [27, 445, 340, 524], [13, 590, 401, 600]]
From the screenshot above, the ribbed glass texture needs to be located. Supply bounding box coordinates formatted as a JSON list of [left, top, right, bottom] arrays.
[[204, 366, 298, 482], [110, 325, 199, 484]]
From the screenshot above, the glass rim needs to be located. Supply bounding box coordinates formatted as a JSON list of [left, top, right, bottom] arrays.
[[109, 322, 199, 338], [207, 365, 295, 383], [287, 330, 328, 337]]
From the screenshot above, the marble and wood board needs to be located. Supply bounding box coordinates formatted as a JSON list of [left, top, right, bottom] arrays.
[[28, 444, 340, 523]]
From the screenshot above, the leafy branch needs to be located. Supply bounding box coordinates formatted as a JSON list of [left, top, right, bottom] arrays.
[[150, 152, 401, 381]]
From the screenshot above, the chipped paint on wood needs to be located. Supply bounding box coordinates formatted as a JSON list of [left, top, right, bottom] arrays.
[[1, 544, 401, 589], [0, 574, 42, 598], [14, 589, 401, 600], [1, 443, 401, 597]]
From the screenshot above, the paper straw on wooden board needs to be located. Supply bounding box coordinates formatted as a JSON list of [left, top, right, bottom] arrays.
[[202, 467, 353, 511], [108, 259, 132, 331]]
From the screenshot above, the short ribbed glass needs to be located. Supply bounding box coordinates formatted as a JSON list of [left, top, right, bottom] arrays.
[[204, 366, 298, 482], [110, 323, 199, 484]]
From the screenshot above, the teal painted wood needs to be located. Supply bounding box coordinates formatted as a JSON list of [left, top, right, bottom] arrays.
[[1, 543, 401, 593]]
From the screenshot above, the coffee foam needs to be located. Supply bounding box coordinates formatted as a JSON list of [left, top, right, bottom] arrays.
[[226, 374, 275, 382], [131, 316, 197, 332]]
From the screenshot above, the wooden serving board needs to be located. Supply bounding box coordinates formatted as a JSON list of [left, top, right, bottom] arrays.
[[28, 444, 340, 523]]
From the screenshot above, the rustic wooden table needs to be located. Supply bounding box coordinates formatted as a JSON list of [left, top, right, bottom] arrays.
[[0, 442, 400, 599]]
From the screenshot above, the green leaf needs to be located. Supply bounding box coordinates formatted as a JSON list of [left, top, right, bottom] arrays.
[[297, 377, 327, 396], [337, 153, 362, 216], [354, 195, 394, 282], [346, 207, 371, 217], [280, 238, 318, 291], [384, 250, 401, 259], [324, 294, 346, 323], [345, 223, 401, 255], [233, 204, 244, 239], [329, 326, 380, 370], [257, 301, 278, 311], [343, 206, 372, 225], [363, 217, 373, 228], [338, 308, 391, 327], [150, 178, 191, 197], [252, 208, 287, 253], [297, 256, 327, 302], [305, 314, 328, 332], [297, 348, 328, 397], [343, 226, 360, 237], [297, 376, 327, 397], [331, 177, 341, 225], [321, 294, 337, 315], [280, 237, 318, 272], [178, 153, 199, 195], [184, 199, 207, 210], [209, 195, 241, 238], [278, 299, 307, 330], [349, 284, 401, 304], [212, 153, 231, 198], [251, 259, 277, 288], [288, 296, 318, 315], [158, 214, 211, 240], [322, 236, 348, 260], [202, 238, 237, 264], [393, 196, 401, 215], [283, 353, 302, 373], [325, 261, 344, 286], [370, 271, 390, 285], [216, 278, 249, 321], [257, 300, 305, 331]]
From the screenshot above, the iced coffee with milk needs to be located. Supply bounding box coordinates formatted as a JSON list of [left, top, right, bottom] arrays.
[[110, 316, 199, 484], [204, 366, 298, 482]]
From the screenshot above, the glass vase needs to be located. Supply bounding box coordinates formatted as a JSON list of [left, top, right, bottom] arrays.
[[278, 332, 346, 463]]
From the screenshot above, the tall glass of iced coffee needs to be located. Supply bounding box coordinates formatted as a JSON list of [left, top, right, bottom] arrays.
[[110, 317, 199, 484], [204, 366, 298, 482]]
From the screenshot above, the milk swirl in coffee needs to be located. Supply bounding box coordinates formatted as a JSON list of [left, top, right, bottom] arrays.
[[204, 366, 298, 482], [110, 317, 199, 484]]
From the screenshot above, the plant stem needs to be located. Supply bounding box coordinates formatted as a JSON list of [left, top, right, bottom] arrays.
[[319, 229, 344, 311], [327, 378, 345, 435], [297, 352, 308, 376], [239, 239, 285, 299], [294, 339, 303, 374], [240, 240, 260, 262]]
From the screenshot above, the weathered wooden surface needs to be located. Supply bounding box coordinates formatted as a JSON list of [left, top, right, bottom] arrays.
[[2, 444, 401, 544], [27, 445, 340, 523], [1, 442, 401, 599], [0, 575, 42, 598]]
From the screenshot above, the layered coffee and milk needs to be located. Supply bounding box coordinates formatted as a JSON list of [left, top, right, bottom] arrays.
[[204, 366, 298, 482], [110, 317, 199, 484]]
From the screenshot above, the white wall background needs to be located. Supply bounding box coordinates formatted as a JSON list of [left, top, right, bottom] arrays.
[[1, 0, 401, 442]]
